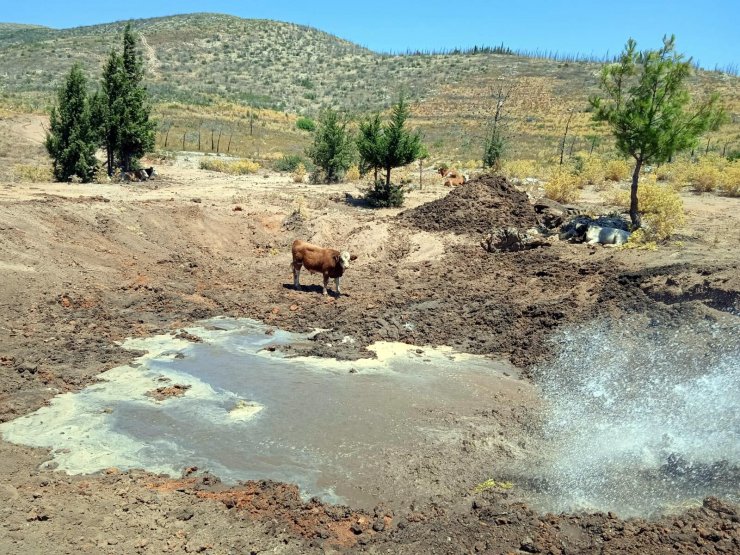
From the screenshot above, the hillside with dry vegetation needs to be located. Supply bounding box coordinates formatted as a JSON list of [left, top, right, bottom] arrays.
[[0, 13, 738, 161]]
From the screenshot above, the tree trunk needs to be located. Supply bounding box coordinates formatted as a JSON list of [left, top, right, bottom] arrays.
[[559, 111, 573, 166], [630, 158, 643, 228], [373, 167, 378, 183], [106, 146, 113, 176], [385, 166, 392, 186]]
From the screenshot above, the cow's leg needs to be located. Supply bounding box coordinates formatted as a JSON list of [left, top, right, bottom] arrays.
[[322, 273, 329, 296], [334, 277, 341, 296], [293, 264, 302, 290]]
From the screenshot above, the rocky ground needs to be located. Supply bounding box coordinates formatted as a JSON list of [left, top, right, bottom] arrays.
[[0, 134, 739, 553]]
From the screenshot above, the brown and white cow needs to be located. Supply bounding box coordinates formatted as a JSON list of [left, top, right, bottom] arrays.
[[291, 239, 357, 296], [444, 171, 468, 186]]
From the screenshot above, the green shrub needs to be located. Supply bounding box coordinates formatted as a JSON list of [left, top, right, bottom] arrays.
[[364, 180, 405, 208], [296, 117, 316, 132], [273, 154, 309, 172]]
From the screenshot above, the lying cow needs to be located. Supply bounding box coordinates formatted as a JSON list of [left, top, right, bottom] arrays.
[[585, 225, 631, 246], [444, 171, 468, 187], [291, 239, 357, 296]]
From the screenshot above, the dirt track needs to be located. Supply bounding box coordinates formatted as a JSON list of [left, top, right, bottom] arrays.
[[1, 155, 739, 553]]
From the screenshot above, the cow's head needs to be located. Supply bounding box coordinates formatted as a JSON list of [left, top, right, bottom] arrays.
[[338, 251, 357, 269]]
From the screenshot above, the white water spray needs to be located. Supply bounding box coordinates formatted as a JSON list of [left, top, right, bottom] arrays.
[[531, 316, 740, 517]]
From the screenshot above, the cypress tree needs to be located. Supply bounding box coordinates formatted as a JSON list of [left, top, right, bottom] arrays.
[[116, 24, 155, 172], [45, 64, 98, 182], [92, 50, 125, 176]]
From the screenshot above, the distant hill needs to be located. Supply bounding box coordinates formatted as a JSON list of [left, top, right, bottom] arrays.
[[1, 13, 737, 159]]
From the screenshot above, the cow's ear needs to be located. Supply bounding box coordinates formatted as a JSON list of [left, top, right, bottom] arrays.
[[350, 254, 358, 261], [333, 254, 340, 263]]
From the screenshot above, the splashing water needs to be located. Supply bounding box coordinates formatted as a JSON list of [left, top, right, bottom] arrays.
[[530, 315, 740, 517]]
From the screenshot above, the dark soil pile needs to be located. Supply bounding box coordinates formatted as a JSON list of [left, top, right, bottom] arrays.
[[401, 175, 538, 234]]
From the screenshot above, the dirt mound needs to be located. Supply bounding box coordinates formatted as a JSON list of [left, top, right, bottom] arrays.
[[400, 175, 538, 234]]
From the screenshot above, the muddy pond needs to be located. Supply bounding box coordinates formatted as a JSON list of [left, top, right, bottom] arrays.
[[2, 315, 738, 517]]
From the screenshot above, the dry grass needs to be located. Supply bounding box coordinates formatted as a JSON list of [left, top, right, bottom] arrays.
[[292, 163, 307, 183], [720, 162, 740, 197], [544, 167, 581, 203], [199, 157, 260, 174], [502, 159, 541, 180], [604, 159, 631, 182], [345, 165, 360, 182], [11, 164, 52, 182]]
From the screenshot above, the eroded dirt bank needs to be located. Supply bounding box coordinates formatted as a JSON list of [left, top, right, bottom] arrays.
[[1, 167, 739, 553]]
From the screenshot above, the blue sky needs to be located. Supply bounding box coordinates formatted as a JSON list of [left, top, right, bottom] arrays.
[[1, 0, 738, 69]]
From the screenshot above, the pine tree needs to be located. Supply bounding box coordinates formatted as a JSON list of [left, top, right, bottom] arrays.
[[116, 24, 155, 172], [45, 64, 98, 182], [377, 95, 423, 185], [306, 109, 355, 183], [590, 36, 725, 226]]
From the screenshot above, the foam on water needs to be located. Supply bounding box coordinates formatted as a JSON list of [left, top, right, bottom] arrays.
[[530, 316, 740, 517]]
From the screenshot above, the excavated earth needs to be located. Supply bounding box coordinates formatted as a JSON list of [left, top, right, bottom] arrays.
[[1, 147, 739, 553]]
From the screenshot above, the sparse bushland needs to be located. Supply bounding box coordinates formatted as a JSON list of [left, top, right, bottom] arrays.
[[2, 15, 738, 161], [590, 35, 725, 227], [199, 157, 260, 174]]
